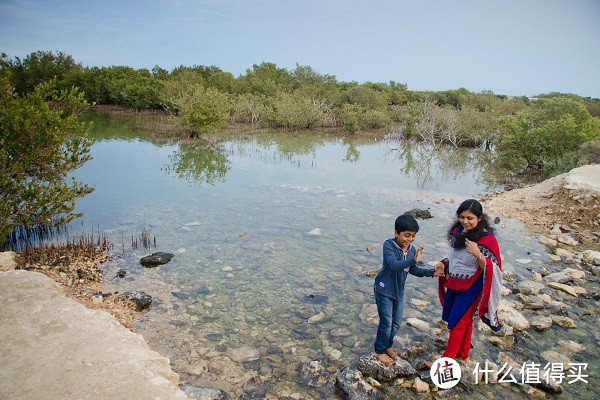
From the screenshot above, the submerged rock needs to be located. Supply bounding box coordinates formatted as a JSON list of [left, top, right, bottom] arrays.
[[118, 291, 152, 311], [336, 366, 383, 400], [180, 384, 228, 400], [140, 252, 174, 267], [304, 293, 329, 304], [227, 346, 260, 363], [404, 209, 433, 220], [299, 360, 330, 388], [359, 304, 379, 326]]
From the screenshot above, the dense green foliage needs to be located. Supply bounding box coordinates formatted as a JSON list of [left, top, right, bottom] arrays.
[[4, 50, 600, 178], [0, 57, 94, 245], [497, 98, 600, 175]]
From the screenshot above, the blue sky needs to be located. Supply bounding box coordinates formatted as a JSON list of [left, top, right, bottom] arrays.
[[1, 0, 599, 97]]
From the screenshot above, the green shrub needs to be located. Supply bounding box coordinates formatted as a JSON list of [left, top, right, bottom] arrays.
[[173, 87, 230, 133], [361, 109, 391, 129]]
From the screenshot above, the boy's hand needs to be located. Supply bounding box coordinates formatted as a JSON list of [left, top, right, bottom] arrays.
[[414, 246, 424, 263]]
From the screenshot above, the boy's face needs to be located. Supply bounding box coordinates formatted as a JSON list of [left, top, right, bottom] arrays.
[[395, 230, 416, 249]]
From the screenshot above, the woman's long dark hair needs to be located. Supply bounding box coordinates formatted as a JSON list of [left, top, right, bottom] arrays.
[[448, 199, 494, 249]]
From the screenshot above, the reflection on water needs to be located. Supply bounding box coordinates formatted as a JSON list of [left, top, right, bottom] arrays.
[[164, 141, 231, 185], [70, 114, 598, 399]]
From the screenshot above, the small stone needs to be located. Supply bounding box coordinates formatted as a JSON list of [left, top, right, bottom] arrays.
[[308, 312, 326, 324], [208, 361, 224, 374], [555, 248, 575, 258], [405, 317, 430, 331], [548, 282, 578, 297], [551, 315, 576, 328], [556, 234, 579, 247], [365, 269, 379, 277], [409, 299, 430, 308], [544, 271, 573, 284], [516, 258, 532, 264], [412, 377, 430, 393], [538, 235, 558, 248], [582, 250, 600, 266], [227, 346, 260, 363], [541, 350, 570, 366], [308, 228, 322, 236], [530, 316, 553, 331], [515, 280, 545, 295]]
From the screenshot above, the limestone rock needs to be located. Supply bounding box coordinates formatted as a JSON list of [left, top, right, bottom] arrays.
[[405, 317, 430, 332], [299, 360, 329, 388], [335, 366, 382, 400], [514, 280, 545, 295], [497, 301, 530, 331], [551, 315, 576, 328], [547, 282, 578, 297], [582, 250, 600, 266], [412, 377, 430, 393], [358, 354, 417, 382], [544, 271, 573, 284], [538, 235, 558, 248], [180, 385, 227, 400], [557, 340, 585, 353], [530, 316, 553, 331], [0, 251, 17, 271], [118, 291, 152, 311]]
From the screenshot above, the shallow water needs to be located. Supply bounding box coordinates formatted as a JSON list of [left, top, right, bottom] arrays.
[[71, 114, 598, 399]]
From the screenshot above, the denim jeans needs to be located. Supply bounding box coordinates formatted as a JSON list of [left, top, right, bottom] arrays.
[[374, 290, 404, 353]]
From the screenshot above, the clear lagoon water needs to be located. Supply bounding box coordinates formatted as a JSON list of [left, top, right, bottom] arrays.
[[69, 113, 598, 399]]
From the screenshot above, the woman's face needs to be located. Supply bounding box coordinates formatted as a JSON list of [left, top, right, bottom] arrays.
[[459, 210, 482, 232]]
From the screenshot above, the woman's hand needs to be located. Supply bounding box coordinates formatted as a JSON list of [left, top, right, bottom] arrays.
[[465, 239, 486, 269], [433, 262, 445, 277]]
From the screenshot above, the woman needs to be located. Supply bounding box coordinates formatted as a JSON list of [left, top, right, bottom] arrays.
[[434, 199, 502, 360]]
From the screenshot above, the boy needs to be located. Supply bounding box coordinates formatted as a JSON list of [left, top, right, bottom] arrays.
[[373, 213, 443, 365]]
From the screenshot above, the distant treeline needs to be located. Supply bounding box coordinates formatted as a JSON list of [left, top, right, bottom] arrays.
[[3, 50, 600, 176]]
